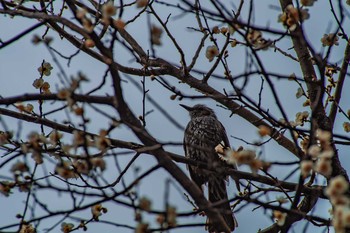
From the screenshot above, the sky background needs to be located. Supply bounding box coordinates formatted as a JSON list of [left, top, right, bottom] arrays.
[[1, 1, 350, 232]]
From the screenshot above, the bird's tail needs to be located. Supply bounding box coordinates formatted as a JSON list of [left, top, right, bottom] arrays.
[[207, 178, 237, 232]]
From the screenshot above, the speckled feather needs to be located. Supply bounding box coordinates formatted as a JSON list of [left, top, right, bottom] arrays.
[[184, 115, 230, 185], [182, 104, 237, 232]]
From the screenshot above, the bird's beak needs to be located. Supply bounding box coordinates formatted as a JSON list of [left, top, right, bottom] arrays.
[[179, 104, 192, 112]]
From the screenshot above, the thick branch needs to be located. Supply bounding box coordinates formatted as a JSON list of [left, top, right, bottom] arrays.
[[279, 0, 348, 180]]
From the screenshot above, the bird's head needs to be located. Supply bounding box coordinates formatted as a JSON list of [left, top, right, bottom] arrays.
[[180, 104, 217, 119]]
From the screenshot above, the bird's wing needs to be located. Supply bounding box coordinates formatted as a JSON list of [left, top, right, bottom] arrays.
[[183, 123, 191, 171], [218, 121, 240, 191], [219, 121, 231, 149]]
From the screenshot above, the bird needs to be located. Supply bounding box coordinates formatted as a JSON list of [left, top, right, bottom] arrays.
[[180, 104, 238, 232]]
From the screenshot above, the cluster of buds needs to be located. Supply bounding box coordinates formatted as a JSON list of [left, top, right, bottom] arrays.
[[94, 129, 111, 152], [212, 25, 235, 36], [38, 62, 53, 77], [32, 34, 53, 45], [7, 162, 32, 193], [67, 131, 106, 162], [77, 5, 123, 48], [300, 129, 334, 178], [14, 128, 108, 180], [344, 122, 350, 133], [15, 103, 34, 113], [139, 197, 152, 211], [30, 62, 53, 94], [273, 210, 287, 226], [136, 0, 148, 8], [156, 210, 177, 229], [7, 135, 55, 194], [76, 8, 94, 33], [151, 25, 163, 45], [321, 33, 339, 47], [246, 29, 270, 50], [295, 111, 309, 126], [55, 156, 106, 179], [91, 204, 108, 220], [258, 125, 271, 137], [205, 45, 219, 62], [101, 1, 117, 19], [295, 87, 306, 99], [165, 206, 177, 227], [55, 161, 79, 179], [50, 129, 108, 179], [0, 181, 14, 196], [21, 131, 63, 165], [137, 195, 177, 229], [325, 176, 350, 233], [135, 223, 149, 233], [278, 111, 309, 131], [325, 65, 339, 78], [2, 166, 31, 194], [21, 132, 46, 164], [211, 24, 240, 48], [0, 131, 12, 146], [100, 1, 119, 27], [19, 223, 36, 233], [135, 197, 150, 226], [215, 144, 269, 174], [33, 78, 51, 94], [278, 5, 309, 31], [61, 222, 74, 233], [135, 197, 150, 233], [57, 73, 89, 115], [69, 129, 111, 152], [72, 159, 90, 175]]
